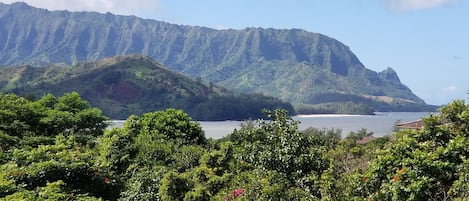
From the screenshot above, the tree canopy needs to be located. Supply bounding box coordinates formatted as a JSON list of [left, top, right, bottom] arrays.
[[1, 92, 468, 200], [0, 92, 107, 138]]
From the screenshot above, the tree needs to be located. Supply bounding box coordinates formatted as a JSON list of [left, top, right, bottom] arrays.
[[0, 94, 40, 136], [54, 92, 89, 113], [0, 134, 120, 200], [159, 171, 194, 201], [0, 92, 107, 137], [138, 108, 206, 145], [40, 92, 108, 137], [119, 166, 168, 201], [228, 109, 330, 199], [360, 100, 469, 200]]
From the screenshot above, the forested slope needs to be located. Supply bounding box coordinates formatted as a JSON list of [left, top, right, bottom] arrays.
[[0, 55, 294, 120]]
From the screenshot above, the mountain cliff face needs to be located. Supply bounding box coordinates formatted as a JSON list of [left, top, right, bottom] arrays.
[[0, 2, 434, 112]]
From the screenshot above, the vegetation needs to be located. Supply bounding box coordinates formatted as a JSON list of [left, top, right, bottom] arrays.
[[0, 2, 436, 113], [357, 100, 469, 200], [0, 55, 295, 120], [0, 91, 467, 200]]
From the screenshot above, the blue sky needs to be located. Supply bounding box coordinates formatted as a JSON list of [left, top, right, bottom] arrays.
[[1, 0, 468, 105]]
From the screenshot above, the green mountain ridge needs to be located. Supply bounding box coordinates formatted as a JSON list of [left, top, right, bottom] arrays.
[[0, 55, 295, 120], [0, 2, 436, 112]]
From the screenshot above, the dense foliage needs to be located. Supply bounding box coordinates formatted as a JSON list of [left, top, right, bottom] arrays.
[[0, 2, 435, 113], [1, 92, 467, 200], [0, 92, 107, 138], [357, 100, 469, 200]]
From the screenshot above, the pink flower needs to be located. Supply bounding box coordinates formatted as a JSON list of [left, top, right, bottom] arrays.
[[224, 188, 244, 201], [232, 189, 244, 197]]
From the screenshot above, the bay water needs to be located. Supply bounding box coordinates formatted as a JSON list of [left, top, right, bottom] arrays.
[[110, 112, 431, 139]]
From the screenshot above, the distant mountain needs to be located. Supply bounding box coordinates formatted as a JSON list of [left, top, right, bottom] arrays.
[[0, 55, 295, 120], [0, 2, 436, 113]]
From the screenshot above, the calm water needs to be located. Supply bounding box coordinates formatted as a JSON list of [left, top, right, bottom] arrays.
[[110, 112, 432, 139]]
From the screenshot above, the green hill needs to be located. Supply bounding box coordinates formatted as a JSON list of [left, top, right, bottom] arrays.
[[0, 55, 294, 120], [0, 2, 436, 112]]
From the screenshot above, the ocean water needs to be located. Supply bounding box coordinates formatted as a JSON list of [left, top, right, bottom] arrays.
[[294, 112, 430, 138], [110, 112, 432, 139]]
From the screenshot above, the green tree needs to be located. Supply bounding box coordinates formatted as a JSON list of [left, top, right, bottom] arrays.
[[360, 100, 469, 200], [40, 92, 108, 136], [139, 108, 206, 145], [231, 109, 328, 180], [36, 93, 58, 109], [119, 166, 168, 201], [54, 92, 89, 113], [0, 92, 107, 137], [159, 171, 194, 201], [228, 109, 330, 199], [1, 135, 120, 200], [107, 109, 210, 200], [0, 94, 41, 136], [98, 127, 137, 175]]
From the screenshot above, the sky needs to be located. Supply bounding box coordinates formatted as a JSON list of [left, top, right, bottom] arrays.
[[1, 0, 468, 105]]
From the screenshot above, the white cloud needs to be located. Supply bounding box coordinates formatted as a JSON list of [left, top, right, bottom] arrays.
[[214, 25, 228, 30], [385, 0, 458, 11], [443, 85, 459, 93], [0, 0, 160, 18]]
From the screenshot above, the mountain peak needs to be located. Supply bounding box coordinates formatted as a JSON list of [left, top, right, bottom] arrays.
[[378, 67, 401, 83], [3, 2, 33, 10], [8, 2, 29, 7]]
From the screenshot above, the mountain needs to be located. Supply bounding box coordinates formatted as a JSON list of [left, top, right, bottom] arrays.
[[0, 55, 295, 120], [0, 2, 436, 112]]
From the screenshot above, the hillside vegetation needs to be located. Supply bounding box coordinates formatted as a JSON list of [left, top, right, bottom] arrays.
[[0, 92, 468, 200], [0, 55, 294, 120], [0, 2, 436, 113]]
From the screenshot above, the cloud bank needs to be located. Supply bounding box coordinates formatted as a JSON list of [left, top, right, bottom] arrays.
[[386, 0, 458, 11], [0, 0, 160, 18]]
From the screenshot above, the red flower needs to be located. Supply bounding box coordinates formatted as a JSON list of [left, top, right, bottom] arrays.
[[104, 177, 110, 184]]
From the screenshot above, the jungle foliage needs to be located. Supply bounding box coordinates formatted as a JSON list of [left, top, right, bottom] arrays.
[[0, 92, 468, 200]]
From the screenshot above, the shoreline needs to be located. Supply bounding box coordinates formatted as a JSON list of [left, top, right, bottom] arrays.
[[294, 114, 368, 118]]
